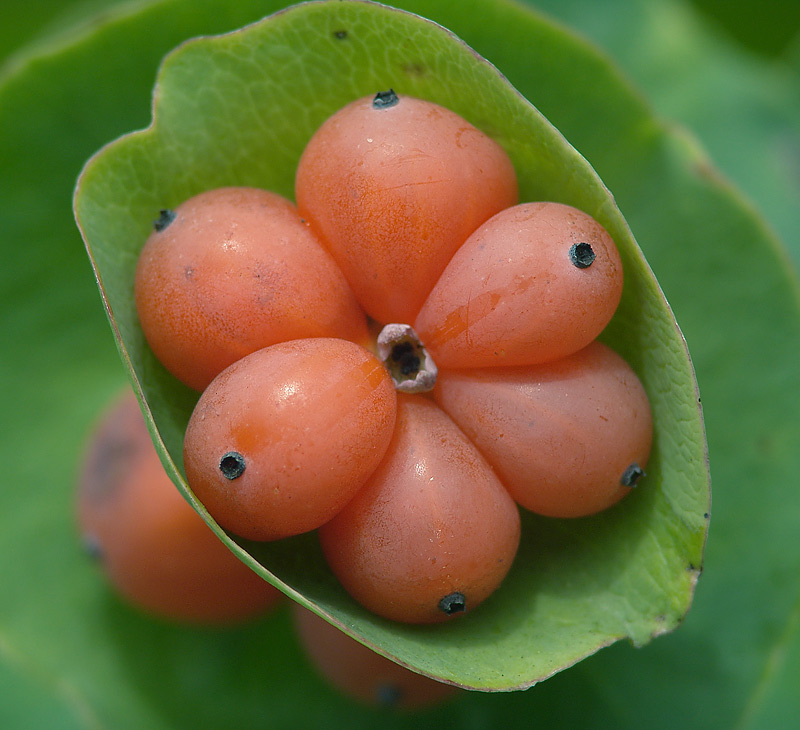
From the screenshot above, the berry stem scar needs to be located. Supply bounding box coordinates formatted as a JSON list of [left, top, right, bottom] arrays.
[[372, 89, 399, 109], [153, 209, 176, 232], [620, 462, 645, 487], [220, 451, 246, 480], [569, 241, 595, 268], [438, 592, 466, 615], [377, 323, 437, 393]]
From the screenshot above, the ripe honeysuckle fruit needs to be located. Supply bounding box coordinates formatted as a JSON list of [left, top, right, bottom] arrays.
[[74, 0, 708, 691]]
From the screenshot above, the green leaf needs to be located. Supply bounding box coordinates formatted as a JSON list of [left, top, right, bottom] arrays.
[[530, 0, 800, 268], [74, 0, 708, 690], [4, 0, 798, 726], [0, 654, 88, 730], [687, 0, 800, 57]]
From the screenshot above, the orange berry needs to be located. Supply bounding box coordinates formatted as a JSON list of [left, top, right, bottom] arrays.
[[318, 394, 520, 623], [76, 390, 282, 624], [433, 341, 653, 518], [291, 603, 457, 709], [183, 338, 397, 541], [414, 202, 623, 368], [295, 91, 518, 323], [134, 186, 367, 391]]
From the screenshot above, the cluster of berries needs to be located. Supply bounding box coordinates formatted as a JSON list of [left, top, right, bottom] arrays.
[[132, 90, 653, 625], [76, 389, 456, 709]]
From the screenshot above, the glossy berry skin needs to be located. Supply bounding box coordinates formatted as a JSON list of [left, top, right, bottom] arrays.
[[183, 338, 397, 542], [434, 341, 653, 518], [77, 390, 282, 624], [134, 187, 367, 391], [414, 202, 623, 369], [295, 93, 518, 324], [319, 394, 520, 624], [291, 603, 457, 709]]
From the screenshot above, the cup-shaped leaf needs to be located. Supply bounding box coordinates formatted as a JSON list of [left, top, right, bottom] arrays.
[[74, 0, 709, 690]]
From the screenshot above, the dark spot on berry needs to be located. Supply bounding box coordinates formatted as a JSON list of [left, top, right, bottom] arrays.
[[438, 592, 466, 616], [82, 424, 142, 503], [82, 533, 104, 562], [620, 463, 645, 487], [154, 209, 176, 232], [569, 241, 595, 268], [373, 89, 399, 109], [375, 682, 404, 707], [219, 451, 246, 480]]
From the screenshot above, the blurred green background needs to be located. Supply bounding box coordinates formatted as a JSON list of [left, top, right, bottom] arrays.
[[1, 0, 798, 728]]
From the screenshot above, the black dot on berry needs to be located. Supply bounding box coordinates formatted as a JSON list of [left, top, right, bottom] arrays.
[[569, 242, 596, 268], [153, 209, 177, 232], [375, 683, 404, 707], [620, 462, 645, 487], [82, 533, 104, 562], [438, 592, 466, 616], [373, 89, 399, 109], [219, 451, 246, 480]]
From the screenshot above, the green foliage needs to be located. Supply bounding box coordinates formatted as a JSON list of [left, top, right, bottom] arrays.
[[689, 0, 800, 57], [74, 0, 708, 691], [1, 0, 798, 728], [531, 0, 800, 267]]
